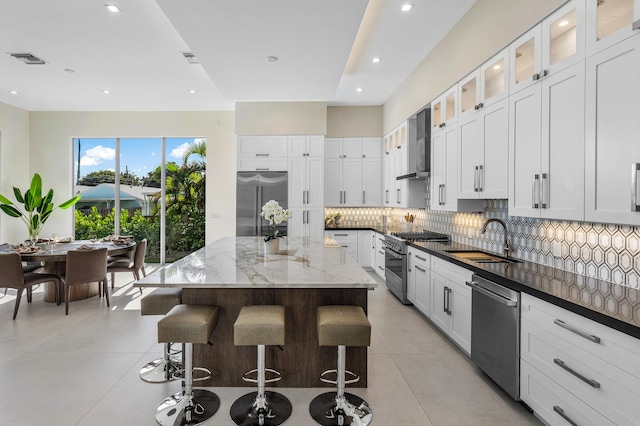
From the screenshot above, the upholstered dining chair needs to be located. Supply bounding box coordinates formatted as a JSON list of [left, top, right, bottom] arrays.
[[107, 239, 147, 293], [62, 247, 109, 315], [0, 253, 61, 320]]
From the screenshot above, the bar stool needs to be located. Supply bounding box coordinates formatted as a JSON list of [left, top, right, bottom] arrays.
[[139, 288, 182, 383], [309, 305, 372, 426], [156, 304, 221, 426], [230, 305, 292, 426]]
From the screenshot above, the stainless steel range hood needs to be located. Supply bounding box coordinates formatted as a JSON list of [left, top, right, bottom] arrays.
[[397, 107, 430, 180]]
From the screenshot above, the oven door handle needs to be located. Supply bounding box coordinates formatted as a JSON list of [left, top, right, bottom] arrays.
[[467, 281, 518, 307], [384, 247, 403, 259]]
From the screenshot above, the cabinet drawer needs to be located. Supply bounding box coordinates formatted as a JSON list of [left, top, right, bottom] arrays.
[[237, 157, 287, 172], [521, 294, 640, 381], [325, 231, 358, 260], [521, 360, 615, 426], [237, 136, 288, 157], [522, 318, 640, 425], [410, 248, 430, 269], [431, 256, 472, 283]]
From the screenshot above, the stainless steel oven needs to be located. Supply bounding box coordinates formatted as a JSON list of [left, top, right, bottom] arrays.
[[384, 231, 449, 304]]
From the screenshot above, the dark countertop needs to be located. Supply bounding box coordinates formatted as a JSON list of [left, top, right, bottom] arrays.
[[410, 240, 640, 340], [324, 225, 390, 234]]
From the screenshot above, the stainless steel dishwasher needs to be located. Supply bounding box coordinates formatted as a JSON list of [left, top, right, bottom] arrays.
[[467, 274, 520, 400]]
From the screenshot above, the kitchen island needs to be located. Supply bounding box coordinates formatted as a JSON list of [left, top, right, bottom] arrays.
[[135, 236, 377, 387]]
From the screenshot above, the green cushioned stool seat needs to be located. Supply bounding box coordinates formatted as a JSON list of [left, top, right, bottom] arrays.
[[141, 288, 182, 316], [158, 304, 219, 344], [317, 305, 371, 347], [234, 305, 285, 346]]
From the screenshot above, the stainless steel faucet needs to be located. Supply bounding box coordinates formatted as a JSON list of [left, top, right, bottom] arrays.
[[481, 218, 510, 258]]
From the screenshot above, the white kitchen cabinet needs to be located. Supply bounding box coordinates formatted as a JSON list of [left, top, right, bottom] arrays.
[[430, 257, 472, 354], [520, 293, 640, 426], [431, 86, 458, 131], [362, 137, 382, 158], [237, 135, 288, 171], [288, 156, 323, 209], [357, 230, 374, 269], [362, 158, 382, 206], [324, 157, 362, 207], [458, 98, 509, 199], [509, 60, 585, 221], [288, 208, 323, 237], [288, 135, 324, 157], [325, 137, 362, 159], [459, 48, 510, 122], [383, 152, 393, 206], [407, 247, 431, 317], [585, 35, 640, 225], [325, 230, 358, 260], [586, 0, 640, 55], [374, 231, 386, 279]]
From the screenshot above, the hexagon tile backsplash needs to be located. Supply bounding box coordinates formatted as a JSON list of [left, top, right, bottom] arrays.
[[325, 199, 640, 289]]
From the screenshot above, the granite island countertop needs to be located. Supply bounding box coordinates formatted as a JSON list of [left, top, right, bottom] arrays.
[[410, 240, 640, 339], [135, 236, 377, 290]]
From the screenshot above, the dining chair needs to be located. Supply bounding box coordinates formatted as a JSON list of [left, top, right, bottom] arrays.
[[62, 247, 109, 315], [107, 239, 147, 293], [0, 253, 61, 320]]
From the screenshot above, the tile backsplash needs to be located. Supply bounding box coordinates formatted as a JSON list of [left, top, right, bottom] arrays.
[[325, 199, 640, 289]]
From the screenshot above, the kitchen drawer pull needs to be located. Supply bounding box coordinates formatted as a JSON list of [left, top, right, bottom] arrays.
[[415, 255, 427, 262], [532, 174, 540, 208], [553, 319, 601, 344], [443, 286, 448, 313], [378, 250, 384, 255], [341, 245, 349, 248], [362, 190, 365, 204], [632, 163, 640, 212], [378, 266, 384, 271], [553, 358, 601, 389], [333, 234, 349, 236], [478, 165, 483, 192], [415, 265, 426, 273], [474, 166, 479, 192], [541, 173, 548, 209], [553, 406, 578, 426], [256, 168, 269, 171], [255, 153, 270, 157]]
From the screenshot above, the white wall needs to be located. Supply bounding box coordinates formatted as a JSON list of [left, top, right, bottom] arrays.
[[0, 102, 32, 243], [28, 111, 235, 243]]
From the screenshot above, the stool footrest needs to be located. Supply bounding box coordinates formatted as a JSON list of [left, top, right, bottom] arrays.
[[242, 367, 282, 384], [171, 366, 212, 382], [320, 369, 360, 385]]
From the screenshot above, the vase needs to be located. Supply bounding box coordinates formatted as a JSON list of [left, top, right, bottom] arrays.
[[264, 238, 280, 254], [405, 223, 413, 232]]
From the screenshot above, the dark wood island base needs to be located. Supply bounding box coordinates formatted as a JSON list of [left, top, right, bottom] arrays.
[[182, 287, 368, 388]]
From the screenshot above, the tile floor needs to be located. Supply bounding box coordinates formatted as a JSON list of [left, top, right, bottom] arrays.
[[0, 267, 541, 426]]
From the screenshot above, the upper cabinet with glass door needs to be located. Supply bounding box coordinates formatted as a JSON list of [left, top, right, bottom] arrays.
[[587, 0, 640, 55], [431, 85, 458, 131], [510, 0, 585, 94], [459, 48, 509, 120]]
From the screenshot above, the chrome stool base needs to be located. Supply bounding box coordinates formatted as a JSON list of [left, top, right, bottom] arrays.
[[139, 354, 182, 383], [309, 392, 372, 426], [230, 391, 292, 426], [156, 389, 220, 426]]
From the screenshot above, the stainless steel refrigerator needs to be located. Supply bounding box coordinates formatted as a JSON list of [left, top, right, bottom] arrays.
[[236, 171, 288, 236]]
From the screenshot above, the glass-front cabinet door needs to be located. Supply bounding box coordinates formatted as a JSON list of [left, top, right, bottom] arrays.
[[481, 48, 509, 106], [543, 0, 585, 74], [510, 25, 542, 94], [431, 98, 443, 131], [587, 0, 640, 55], [431, 85, 458, 131], [459, 71, 479, 120]]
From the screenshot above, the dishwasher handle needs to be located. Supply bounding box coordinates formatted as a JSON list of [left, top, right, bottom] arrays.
[[467, 281, 517, 307]]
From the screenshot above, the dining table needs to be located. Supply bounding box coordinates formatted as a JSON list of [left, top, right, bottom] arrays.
[[0, 239, 136, 302]]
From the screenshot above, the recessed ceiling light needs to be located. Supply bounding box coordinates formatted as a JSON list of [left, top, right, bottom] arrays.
[[401, 4, 413, 12], [8, 90, 18, 95], [188, 89, 196, 94], [102, 90, 111, 94], [265, 56, 278, 63], [559, 20, 569, 27], [105, 5, 121, 13], [493, 64, 501, 70], [372, 57, 381, 63], [356, 87, 363, 92]]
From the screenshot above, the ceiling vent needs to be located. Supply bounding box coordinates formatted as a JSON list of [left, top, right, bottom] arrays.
[[8, 52, 46, 65], [181, 52, 199, 64]]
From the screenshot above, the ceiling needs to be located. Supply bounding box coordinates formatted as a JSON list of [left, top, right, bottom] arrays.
[[0, 0, 476, 112]]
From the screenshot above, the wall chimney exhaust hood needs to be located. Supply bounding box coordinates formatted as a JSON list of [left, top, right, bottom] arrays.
[[397, 106, 430, 180]]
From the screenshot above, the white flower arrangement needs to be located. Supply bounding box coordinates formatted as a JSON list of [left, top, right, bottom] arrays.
[[260, 199, 293, 241]]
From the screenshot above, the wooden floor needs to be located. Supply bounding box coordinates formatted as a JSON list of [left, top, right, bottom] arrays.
[[183, 287, 368, 388]]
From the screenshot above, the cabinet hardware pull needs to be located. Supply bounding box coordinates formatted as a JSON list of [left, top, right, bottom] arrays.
[[478, 165, 483, 192], [533, 174, 540, 208], [533, 72, 540, 81], [255, 153, 270, 157], [633, 19, 640, 30], [385, 190, 389, 204], [541, 173, 548, 208], [256, 168, 269, 171], [334, 234, 348, 236], [474, 166, 479, 192], [467, 281, 517, 306], [378, 250, 384, 255], [553, 406, 578, 426], [553, 358, 601, 388], [341, 245, 349, 248], [415, 265, 426, 272], [477, 102, 483, 109], [632, 163, 640, 212], [362, 190, 365, 204], [416, 255, 427, 262], [378, 266, 384, 271], [443, 286, 448, 313], [446, 287, 452, 315], [440, 184, 446, 205], [553, 319, 600, 343], [343, 191, 346, 204], [397, 188, 401, 204]]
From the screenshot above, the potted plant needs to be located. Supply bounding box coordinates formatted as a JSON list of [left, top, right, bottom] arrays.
[[0, 173, 81, 242], [260, 199, 292, 254]]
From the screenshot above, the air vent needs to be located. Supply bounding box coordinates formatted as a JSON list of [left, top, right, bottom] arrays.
[[8, 53, 46, 65], [181, 52, 199, 64]]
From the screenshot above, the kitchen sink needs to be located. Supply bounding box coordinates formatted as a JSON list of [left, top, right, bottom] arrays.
[[445, 250, 522, 264]]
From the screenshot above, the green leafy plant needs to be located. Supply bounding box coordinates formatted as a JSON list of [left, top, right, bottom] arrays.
[[0, 173, 81, 241]]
